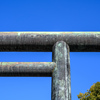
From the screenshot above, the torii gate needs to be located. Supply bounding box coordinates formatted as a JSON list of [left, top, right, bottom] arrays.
[[0, 32, 100, 100]]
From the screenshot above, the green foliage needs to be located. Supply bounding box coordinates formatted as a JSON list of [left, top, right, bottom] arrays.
[[77, 82, 100, 100]]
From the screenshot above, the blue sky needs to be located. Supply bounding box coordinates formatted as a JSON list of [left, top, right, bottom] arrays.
[[0, 0, 100, 100]]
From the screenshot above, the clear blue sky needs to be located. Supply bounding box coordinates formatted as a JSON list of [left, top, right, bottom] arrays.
[[0, 0, 100, 100]]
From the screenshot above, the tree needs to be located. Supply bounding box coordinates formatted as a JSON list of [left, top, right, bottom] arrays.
[[77, 82, 100, 100]]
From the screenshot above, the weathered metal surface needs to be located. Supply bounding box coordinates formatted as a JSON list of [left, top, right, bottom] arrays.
[[67, 45, 71, 100], [0, 62, 56, 76], [0, 32, 100, 51], [52, 41, 71, 100]]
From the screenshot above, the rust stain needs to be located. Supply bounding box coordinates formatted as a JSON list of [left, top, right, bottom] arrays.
[[52, 62, 56, 73]]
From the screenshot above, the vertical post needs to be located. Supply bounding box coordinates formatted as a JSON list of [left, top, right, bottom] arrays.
[[52, 41, 71, 100]]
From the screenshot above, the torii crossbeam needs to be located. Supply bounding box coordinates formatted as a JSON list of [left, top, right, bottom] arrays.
[[0, 32, 100, 100]]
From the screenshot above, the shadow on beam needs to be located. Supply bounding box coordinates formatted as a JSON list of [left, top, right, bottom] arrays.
[[0, 72, 52, 77], [0, 44, 99, 52]]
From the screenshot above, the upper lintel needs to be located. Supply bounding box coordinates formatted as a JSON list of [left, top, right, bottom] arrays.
[[0, 32, 100, 52]]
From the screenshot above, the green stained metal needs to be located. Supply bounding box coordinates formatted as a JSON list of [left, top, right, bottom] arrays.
[[0, 32, 100, 99], [1, 62, 16, 66], [0, 32, 100, 52], [52, 41, 71, 100], [16, 32, 61, 35], [0, 62, 57, 76], [1, 32, 100, 34], [58, 43, 62, 47], [18, 32, 21, 36]]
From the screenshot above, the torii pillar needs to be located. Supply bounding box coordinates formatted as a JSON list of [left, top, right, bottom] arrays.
[[52, 41, 71, 100]]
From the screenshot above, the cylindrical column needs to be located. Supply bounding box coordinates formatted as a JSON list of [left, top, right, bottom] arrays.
[[0, 32, 100, 52], [52, 41, 71, 100]]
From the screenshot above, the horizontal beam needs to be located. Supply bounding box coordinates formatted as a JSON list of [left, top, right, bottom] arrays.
[[0, 62, 56, 76], [0, 32, 100, 52]]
